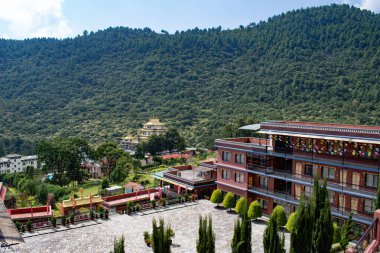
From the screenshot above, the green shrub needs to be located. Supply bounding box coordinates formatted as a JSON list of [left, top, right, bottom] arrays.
[[26, 220, 33, 231], [90, 210, 95, 220], [51, 216, 57, 227], [70, 214, 75, 224], [330, 243, 342, 253], [151, 200, 156, 208], [135, 203, 141, 211], [210, 189, 223, 206], [248, 200, 262, 220], [61, 216, 66, 226], [235, 197, 247, 215], [21, 225, 25, 233], [222, 192, 235, 211], [271, 206, 287, 227], [286, 212, 296, 232], [15, 221, 21, 231], [333, 222, 341, 243]]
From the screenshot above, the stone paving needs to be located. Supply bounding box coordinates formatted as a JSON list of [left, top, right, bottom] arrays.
[[15, 200, 290, 253]]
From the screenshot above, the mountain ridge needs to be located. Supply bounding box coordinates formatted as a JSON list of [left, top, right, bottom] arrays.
[[0, 4, 379, 153]]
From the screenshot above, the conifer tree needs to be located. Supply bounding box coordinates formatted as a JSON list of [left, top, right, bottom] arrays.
[[197, 215, 215, 253], [290, 198, 314, 253], [340, 213, 353, 252], [375, 178, 380, 210], [206, 216, 215, 253], [231, 218, 242, 253], [312, 200, 333, 253], [263, 217, 281, 253], [152, 218, 174, 253], [231, 202, 251, 253]]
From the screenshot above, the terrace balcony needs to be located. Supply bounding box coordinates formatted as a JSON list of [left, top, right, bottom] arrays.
[[248, 186, 374, 225], [215, 138, 380, 173], [246, 164, 377, 200]]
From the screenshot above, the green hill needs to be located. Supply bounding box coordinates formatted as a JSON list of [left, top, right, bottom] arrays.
[[0, 4, 379, 154]]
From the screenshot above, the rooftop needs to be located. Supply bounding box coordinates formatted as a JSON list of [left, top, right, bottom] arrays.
[[261, 120, 380, 132]]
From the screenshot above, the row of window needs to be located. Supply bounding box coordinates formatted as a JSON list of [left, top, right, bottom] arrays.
[[222, 151, 245, 164], [302, 163, 378, 188], [295, 184, 375, 213], [221, 169, 244, 183]]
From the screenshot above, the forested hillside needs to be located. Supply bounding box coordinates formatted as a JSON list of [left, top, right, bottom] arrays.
[[0, 4, 379, 154]]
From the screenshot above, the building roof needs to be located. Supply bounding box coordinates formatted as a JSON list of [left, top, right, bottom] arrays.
[[258, 120, 380, 144], [161, 153, 191, 160], [124, 181, 145, 190], [144, 118, 165, 126], [8, 206, 53, 220], [62, 195, 103, 209]]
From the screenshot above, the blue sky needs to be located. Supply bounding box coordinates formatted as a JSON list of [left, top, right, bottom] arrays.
[[0, 0, 379, 39]]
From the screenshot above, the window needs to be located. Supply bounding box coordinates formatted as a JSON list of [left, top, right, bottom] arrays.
[[235, 173, 244, 183], [322, 166, 335, 180], [258, 199, 268, 210], [222, 151, 231, 161], [304, 164, 313, 176], [222, 170, 230, 179], [259, 176, 267, 187], [364, 199, 375, 213], [235, 154, 245, 164], [329, 192, 334, 204], [365, 173, 378, 188], [304, 186, 313, 198]]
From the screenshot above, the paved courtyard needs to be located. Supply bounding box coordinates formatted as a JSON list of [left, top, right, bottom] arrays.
[[16, 200, 290, 253]]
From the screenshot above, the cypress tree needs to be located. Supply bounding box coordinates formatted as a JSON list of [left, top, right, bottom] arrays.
[[206, 216, 215, 253], [263, 217, 281, 253], [152, 218, 173, 253], [312, 200, 333, 252], [340, 213, 353, 252], [197, 215, 215, 253], [290, 198, 314, 253], [231, 218, 242, 253], [231, 202, 251, 253], [375, 178, 380, 210]]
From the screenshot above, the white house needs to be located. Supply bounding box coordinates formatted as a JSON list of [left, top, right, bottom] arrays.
[[0, 154, 38, 174]]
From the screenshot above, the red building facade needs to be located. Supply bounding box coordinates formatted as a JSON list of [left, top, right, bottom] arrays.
[[215, 121, 380, 230]]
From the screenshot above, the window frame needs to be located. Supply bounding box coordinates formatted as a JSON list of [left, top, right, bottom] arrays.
[[222, 151, 231, 161], [235, 172, 244, 183], [221, 169, 230, 180]]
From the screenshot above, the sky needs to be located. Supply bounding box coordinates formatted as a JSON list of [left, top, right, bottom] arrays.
[[0, 0, 379, 39]]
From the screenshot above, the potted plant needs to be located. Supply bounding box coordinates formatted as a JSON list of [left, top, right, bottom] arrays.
[[26, 220, 33, 232], [161, 198, 166, 207], [105, 209, 109, 219], [126, 202, 133, 215], [97, 205, 105, 218], [151, 200, 156, 209], [21, 225, 26, 233], [90, 210, 95, 220], [61, 216, 66, 226], [70, 214, 75, 224], [51, 216, 57, 228], [135, 203, 141, 212], [15, 221, 21, 231], [143, 231, 151, 247], [177, 195, 182, 203]]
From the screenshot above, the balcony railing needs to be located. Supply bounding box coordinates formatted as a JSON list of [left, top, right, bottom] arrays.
[[248, 186, 374, 225], [247, 165, 377, 200], [354, 218, 378, 253]]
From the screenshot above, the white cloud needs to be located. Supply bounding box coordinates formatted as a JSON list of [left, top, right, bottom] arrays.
[[360, 0, 380, 13], [342, 0, 380, 13], [0, 0, 72, 39]]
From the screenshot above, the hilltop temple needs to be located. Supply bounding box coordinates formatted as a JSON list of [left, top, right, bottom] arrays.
[[120, 118, 168, 154]]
